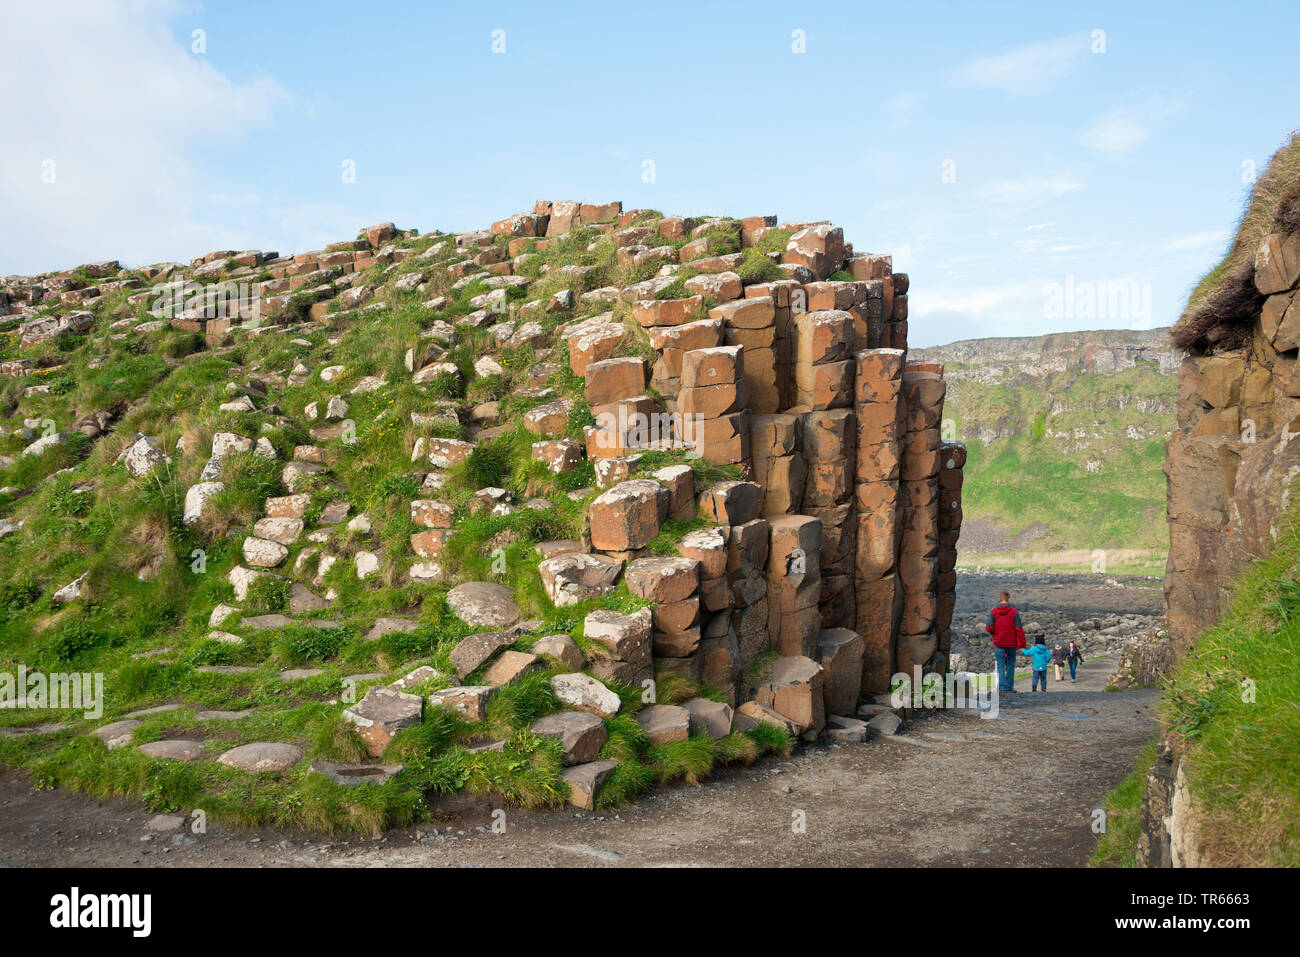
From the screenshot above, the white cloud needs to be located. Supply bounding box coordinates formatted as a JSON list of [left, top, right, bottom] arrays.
[[952, 35, 1088, 95], [0, 0, 289, 274], [1082, 98, 1185, 154], [975, 176, 1087, 215]]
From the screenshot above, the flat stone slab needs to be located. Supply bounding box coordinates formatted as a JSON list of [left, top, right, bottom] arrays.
[[446, 581, 521, 629], [342, 686, 423, 757], [218, 742, 303, 772], [138, 739, 204, 761], [124, 703, 183, 718], [925, 732, 967, 742], [146, 814, 185, 832], [310, 758, 404, 787], [195, 710, 253, 721], [530, 711, 608, 765], [826, 714, 870, 743], [279, 668, 325, 681], [365, 617, 420, 641], [1052, 713, 1100, 720], [195, 665, 258, 674], [242, 613, 293, 630], [91, 719, 140, 749]]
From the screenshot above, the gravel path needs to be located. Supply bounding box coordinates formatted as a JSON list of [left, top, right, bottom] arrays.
[[0, 657, 1157, 868]]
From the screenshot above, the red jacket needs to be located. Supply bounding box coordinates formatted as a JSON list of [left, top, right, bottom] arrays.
[[986, 604, 1026, 649]]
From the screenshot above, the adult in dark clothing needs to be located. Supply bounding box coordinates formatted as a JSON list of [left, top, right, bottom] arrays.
[[985, 591, 1025, 693], [1065, 641, 1085, 682]]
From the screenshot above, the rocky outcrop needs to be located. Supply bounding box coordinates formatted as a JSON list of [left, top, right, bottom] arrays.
[[1164, 223, 1300, 654]]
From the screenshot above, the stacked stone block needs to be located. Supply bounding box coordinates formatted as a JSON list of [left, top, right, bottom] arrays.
[[679, 346, 749, 465], [853, 348, 907, 692], [895, 364, 947, 678], [936, 441, 966, 659]]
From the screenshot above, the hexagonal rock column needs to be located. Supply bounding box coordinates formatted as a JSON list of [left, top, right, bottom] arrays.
[[749, 655, 826, 736], [750, 413, 805, 516], [583, 607, 652, 686], [815, 628, 865, 716], [428, 686, 496, 722], [449, 631, 516, 679], [588, 479, 668, 555], [728, 517, 771, 677], [897, 365, 947, 677], [626, 556, 701, 660], [677, 345, 748, 464], [561, 759, 619, 810], [935, 441, 966, 661], [681, 696, 734, 739], [343, 685, 423, 757], [766, 515, 822, 659], [635, 704, 691, 745], [854, 347, 906, 692]]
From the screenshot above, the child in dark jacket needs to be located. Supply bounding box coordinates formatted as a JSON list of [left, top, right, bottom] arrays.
[[1019, 636, 1052, 692]]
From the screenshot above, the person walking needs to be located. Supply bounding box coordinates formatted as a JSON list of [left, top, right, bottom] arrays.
[[984, 591, 1025, 694], [1051, 642, 1066, 682], [1019, 635, 1052, 692], [1066, 641, 1085, 682]]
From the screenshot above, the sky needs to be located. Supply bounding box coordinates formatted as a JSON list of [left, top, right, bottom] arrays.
[[2, 0, 1297, 347]]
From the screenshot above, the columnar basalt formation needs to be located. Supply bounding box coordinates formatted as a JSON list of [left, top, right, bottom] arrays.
[[544, 208, 965, 728], [0, 200, 965, 779]]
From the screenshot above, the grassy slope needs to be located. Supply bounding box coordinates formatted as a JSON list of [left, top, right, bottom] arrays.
[[0, 216, 794, 833], [1091, 504, 1300, 866], [1160, 505, 1300, 865]]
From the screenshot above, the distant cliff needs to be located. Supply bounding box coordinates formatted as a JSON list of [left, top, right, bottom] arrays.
[[913, 328, 1181, 571]]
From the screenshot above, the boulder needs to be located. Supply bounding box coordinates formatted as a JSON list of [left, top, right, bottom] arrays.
[[342, 686, 423, 757], [449, 630, 515, 679], [551, 673, 621, 717], [531, 634, 585, 670], [538, 552, 622, 605], [530, 711, 608, 765], [446, 581, 521, 630], [561, 759, 619, 810], [681, 697, 734, 739], [635, 704, 691, 745], [428, 685, 496, 722]]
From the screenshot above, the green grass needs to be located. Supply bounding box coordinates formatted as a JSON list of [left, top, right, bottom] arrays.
[[1089, 738, 1159, 867], [1157, 505, 1300, 866], [0, 215, 813, 835]]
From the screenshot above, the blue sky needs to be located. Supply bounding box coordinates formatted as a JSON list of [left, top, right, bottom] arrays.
[[3, 0, 1298, 346]]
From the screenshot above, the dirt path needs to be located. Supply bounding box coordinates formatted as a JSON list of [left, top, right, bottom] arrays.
[[0, 658, 1157, 868]]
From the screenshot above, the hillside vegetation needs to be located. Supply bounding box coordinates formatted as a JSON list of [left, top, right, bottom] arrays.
[[913, 330, 1178, 574], [0, 210, 798, 832]]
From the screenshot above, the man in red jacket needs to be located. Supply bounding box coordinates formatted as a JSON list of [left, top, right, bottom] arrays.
[[985, 591, 1025, 693]]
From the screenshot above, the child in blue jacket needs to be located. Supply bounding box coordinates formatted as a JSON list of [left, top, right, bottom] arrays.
[[1019, 635, 1052, 692]]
